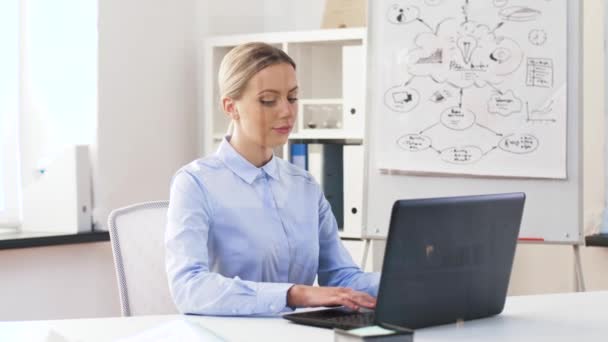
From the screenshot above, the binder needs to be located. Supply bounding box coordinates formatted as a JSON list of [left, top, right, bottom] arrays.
[[290, 143, 308, 170], [322, 143, 344, 230], [306, 143, 348, 231], [307, 143, 324, 184], [343, 145, 364, 237]]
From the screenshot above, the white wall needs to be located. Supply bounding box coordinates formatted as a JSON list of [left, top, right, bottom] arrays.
[[584, 0, 606, 235], [196, 0, 325, 35], [262, 0, 326, 32], [91, 0, 325, 228], [92, 0, 200, 229], [0, 242, 119, 321]]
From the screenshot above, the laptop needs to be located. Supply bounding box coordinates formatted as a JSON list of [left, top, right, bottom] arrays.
[[283, 193, 526, 330]]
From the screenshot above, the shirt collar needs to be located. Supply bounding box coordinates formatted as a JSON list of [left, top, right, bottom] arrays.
[[216, 136, 279, 184]]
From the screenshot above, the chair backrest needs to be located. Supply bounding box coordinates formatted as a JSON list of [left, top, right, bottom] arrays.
[[108, 200, 177, 316]]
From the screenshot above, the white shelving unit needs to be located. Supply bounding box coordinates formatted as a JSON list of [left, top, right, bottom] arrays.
[[202, 28, 369, 253]]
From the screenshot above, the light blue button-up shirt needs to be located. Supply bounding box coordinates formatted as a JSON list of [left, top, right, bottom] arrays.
[[165, 137, 380, 316]]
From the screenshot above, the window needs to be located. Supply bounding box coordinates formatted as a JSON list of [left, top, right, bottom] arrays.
[[0, 0, 22, 228], [0, 0, 97, 229], [20, 0, 97, 184]]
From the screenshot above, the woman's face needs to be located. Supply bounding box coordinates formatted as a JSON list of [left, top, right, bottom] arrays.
[[231, 63, 298, 149]]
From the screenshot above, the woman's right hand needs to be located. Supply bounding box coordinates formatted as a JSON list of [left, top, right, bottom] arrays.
[[286, 285, 377, 311]]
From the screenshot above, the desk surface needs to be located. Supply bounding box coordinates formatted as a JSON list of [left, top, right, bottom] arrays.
[[2, 291, 607, 342]]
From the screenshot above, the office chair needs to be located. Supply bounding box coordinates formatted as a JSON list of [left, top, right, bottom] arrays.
[[108, 200, 178, 316]]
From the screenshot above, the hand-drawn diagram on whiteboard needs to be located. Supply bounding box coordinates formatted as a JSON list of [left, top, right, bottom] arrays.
[[374, 0, 567, 178]]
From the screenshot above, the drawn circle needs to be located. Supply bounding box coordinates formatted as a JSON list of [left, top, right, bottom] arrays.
[[384, 85, 420, 113], [396, 134, 432, 152], [386, 4, 420, 24], [488, 90, 523, 117], [493, 37, 524, 76], [528, 29, 547, 46], [498, 134, 539, 154], [440, 107, 476, 131], [440, 146, 483, 164], [499, 6, 541, 22], [490, 47, 512, 64], [493, 0, 508, 7]]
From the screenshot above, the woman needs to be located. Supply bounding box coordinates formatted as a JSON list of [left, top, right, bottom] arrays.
[[165, 42, 380, 316]]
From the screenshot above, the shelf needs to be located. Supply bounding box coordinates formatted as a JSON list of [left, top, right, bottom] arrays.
[[204, 30, 367, 242], [204, 28, 365, 48], [0, 230, 110, 250], [299, 98, 342, 104], [289, 131, 363, 140], [289, 43, 344, 99], [214, 133, 362, 143], [339, 231, 364, 239], [204, 29, 366, 156]]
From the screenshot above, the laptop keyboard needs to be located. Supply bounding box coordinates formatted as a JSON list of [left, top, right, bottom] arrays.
[[284, 308, 376, 330]]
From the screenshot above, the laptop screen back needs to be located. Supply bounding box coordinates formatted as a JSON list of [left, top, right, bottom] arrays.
[[375, 193, 525, 329]]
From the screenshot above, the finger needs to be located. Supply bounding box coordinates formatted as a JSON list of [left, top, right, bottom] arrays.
[[335, 292, 361, 311], [348, 297, 363, 311], [323, 288, 370, 310], [352, 292, 377, 308], [335, 288, 376, 308], [339, 297, 360, 311]]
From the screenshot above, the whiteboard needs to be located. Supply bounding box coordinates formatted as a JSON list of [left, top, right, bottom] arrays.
[[363, 0, 583, 244]]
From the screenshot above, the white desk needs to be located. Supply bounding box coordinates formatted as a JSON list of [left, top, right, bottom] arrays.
[[2, 291, 607, 342]]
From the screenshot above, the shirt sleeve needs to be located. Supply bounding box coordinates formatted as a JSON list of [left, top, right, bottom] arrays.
[[165, 169, 294, 316], [316, 189, 381, 297]]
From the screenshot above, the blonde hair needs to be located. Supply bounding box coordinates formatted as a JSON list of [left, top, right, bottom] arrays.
[[218, 42, 296, 135]]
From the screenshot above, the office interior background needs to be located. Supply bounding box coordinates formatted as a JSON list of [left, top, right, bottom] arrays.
[[0, 0, 607, 321]]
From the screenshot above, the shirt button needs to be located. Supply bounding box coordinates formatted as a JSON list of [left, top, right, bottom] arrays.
[[232, 309, 238, 314], [269, 305, 276, 311]]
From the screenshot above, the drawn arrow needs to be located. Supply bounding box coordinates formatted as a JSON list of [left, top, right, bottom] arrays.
[[459, 89, 464, 108], [491, 22, 505, 33], [482, 146, 498, 156], [476, 123, 504, 136], [416, 18, 434, 33], [489, 84, 504, 95], [462, 0, 469, 23], [429, 145, 442, 154], [419, 122, 440, 135], [403, 75, 419, 87]]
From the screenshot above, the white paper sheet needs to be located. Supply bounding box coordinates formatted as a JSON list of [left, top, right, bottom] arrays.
[[115, 319, 225, 342]]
